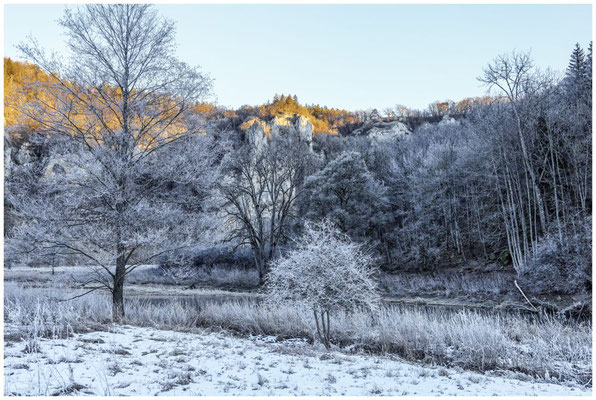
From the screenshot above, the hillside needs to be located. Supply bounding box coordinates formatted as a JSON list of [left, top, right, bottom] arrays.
[[234, 94, 355, 134], [4, 57, 53, 128], [5, 58, 492, 137], [3, 59, 347, 135]]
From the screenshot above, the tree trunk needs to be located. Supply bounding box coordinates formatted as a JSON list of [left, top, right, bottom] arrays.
[[112, 280, 125, 323], [325, 310, 331, 350], [112, 247, 126, 322], [257, 255, 266, 286], [314, 309, 322, 344], [313, 308, 331, 350], [513, 107, 547, 234]]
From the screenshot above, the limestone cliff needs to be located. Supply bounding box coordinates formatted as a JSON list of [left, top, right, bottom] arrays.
[[240, 113, 314, 151]]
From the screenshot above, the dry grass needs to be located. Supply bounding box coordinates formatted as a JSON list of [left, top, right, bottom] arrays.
[[4, 264, 260, 290], [379, 271, 512, 298], [4, 283, 591, 385], [126, 265, 260, 289]]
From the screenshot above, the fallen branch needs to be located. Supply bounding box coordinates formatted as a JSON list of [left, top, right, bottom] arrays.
[[514, 280, 538, 312]]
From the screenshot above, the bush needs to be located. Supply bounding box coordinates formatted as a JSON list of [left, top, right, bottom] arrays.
[[156, 247, 258, 288], [267, 220, 380, 349], [160, 247, 254, 271]]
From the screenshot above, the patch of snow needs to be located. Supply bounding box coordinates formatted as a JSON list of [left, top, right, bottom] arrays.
[[3, 324, 590, 396]]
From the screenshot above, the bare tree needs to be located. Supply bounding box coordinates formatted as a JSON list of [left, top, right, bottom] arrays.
[[383, 107, 396, 120], [478, 52, 548, 228], [7, 4, 213, 321], [478, 51, 552, 271], [394, 104, 411, 119], [266, 220, 380, 350], [220, 136, 313, 285]]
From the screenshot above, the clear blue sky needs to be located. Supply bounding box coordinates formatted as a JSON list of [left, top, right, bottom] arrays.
[[4, 4, 592, 111]]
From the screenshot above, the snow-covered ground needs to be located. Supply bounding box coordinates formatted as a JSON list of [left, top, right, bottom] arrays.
[[4, 324, 591, 396]]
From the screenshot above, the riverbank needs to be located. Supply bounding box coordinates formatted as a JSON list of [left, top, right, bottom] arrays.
[[6, 264, 588, 317]]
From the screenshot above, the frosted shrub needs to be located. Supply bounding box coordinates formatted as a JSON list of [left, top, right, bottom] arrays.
[[266, 220, 380, 349]]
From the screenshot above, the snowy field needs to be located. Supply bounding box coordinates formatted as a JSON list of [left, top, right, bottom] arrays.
[[4, 324, 590, 396]]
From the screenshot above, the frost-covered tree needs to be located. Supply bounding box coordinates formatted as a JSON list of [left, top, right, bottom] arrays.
[[300, 151, 389, 241], [220, 135, 314, 285], [6, 131, 222, 321], [6, 4, 213, 321], [266, 220, 380, 350], [477, 51, 553, 271]]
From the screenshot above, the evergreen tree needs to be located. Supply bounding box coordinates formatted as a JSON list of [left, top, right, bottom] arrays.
[[585, 41, 592, 91], [566, 43, 586, 81]]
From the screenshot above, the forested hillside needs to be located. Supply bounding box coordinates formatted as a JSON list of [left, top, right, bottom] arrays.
[[4, 57, 53, 128], [4, 43, 592, 308], [3, 57, 500, 135]]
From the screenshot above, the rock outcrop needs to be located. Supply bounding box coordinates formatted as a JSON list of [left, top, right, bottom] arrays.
[[293, 115, 313, 149], [243, 118, 270, 150], [352, 120, 411, 141], [438, 114, 459, 126], [241, 113, 314, 151], [270, 115, 294, 137]]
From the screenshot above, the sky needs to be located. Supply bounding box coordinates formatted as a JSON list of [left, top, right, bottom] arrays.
[[3, 4, 592, 111]]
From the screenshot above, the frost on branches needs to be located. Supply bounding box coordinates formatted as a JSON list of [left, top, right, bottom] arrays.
[[5, 4, 215, 322], [266, 220, 380, 349]]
